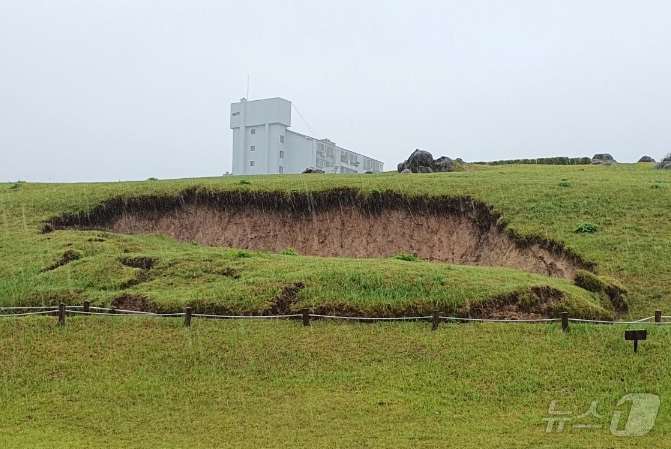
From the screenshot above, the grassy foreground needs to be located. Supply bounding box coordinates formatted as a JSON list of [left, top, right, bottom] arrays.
[[2, 162, 671, 317], [0, 317, 668, 448]]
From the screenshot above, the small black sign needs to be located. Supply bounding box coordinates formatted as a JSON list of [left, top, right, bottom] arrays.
[[625, 329, 647, 341]]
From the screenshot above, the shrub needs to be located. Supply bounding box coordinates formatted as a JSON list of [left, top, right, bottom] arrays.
[[575, 223, 597, 234], [146, 177, 159, 181], [473, 157, 591, 166], [280, 248, 298, 256], [394, 253, 420, 262], [233, 250, 252, 258], [558, 181, 570, 187], [238, 179, 251, 185]]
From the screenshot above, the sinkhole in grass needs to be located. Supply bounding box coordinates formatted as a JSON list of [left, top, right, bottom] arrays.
[[44, 187, 595, 280]]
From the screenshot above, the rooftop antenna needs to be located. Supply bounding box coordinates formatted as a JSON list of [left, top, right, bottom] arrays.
[[246, 74, 250, 99]]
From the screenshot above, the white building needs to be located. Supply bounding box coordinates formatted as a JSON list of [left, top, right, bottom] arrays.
[[230, 97, 383, 175]]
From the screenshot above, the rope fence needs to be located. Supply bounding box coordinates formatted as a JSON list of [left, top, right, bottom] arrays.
[[1, 303, 670, 331]]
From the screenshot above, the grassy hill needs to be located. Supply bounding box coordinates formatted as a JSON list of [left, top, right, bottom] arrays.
[[3, 162, 671, 448], [2, 162, 670, 318]]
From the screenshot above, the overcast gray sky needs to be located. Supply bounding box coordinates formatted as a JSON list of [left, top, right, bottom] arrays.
[[1, 0, 670, 182]]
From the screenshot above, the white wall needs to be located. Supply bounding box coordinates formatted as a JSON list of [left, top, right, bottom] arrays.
[[231, 98, 292, 175], [284, 131, 315, 174]]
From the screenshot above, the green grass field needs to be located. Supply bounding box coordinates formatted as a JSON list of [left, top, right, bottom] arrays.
[[2, 162, 671, 447], [0, 317, 668, 448], [2, 162, 671, 317]]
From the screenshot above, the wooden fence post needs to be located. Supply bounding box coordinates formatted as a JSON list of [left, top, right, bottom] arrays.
[[655, 310, 662, 323], [302, 308, 310, 326], [83, 301, 91, 313], [58, 303, 65, 326], [432, 309, 440, 331], [184, 307, 192, 327], [561, 312, 568, 332]]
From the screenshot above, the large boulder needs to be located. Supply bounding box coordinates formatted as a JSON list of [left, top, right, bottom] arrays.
[[434, 156, 453, 172], [400, 150, 434, 172], [638, 156, 655, 163], [655, 155, 671, 170], [591, 154, 616, 165], [302, 167, 325, 174], [397, 149, 455, 173]]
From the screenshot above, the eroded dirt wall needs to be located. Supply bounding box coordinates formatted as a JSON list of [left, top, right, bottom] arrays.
[[106, 205, 575, 277], [46, 188, 595, 279]]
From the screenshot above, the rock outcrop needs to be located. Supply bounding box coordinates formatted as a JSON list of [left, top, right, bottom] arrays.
[[591, 154, 616, 165], [655, 155, 671, 170], [302, 167, 325, 174], [638, 156, 655, 163], [397, 150, 455, 173]]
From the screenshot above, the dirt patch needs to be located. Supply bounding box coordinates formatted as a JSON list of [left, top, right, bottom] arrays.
[[45, 188, 596, 279], [42, 250, 81, 272], [120, 270, 152, 289], [111, 293, 158, 312], [36, 289, 85, 306], [267, 283, 305, 314], [207, 267, 241, 279], [465, 286, 564, 319], [119, 256, 157, 270]]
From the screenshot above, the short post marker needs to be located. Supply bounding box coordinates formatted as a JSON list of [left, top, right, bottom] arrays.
[[655, 310, 662, 323], [184, 307, 192, 327], [561, 312, 569, 332], [302, 308, 310, 326], [432, 309, 440, 331], [83, 301, 91, 313], [57, 303, 65, 326]]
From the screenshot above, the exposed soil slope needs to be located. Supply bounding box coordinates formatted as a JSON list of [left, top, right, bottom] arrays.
[[46, 188, 595, 279]]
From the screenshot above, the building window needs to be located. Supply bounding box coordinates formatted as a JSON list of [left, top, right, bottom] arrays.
[[279, 150, 284, 158], [280, 135, 284, 143], [279, 166, 283, 174], [250, 161, 255, 166], [251, 128, 256, 135], [250, 145, 255, 151], [232, 112, 240, 116]]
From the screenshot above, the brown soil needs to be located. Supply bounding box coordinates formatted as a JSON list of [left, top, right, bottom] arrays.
[[120, 270, 152, 289], [267, 282, 305, 314], [465, 286, 564, 319], [119, 256, 157, 270], [42, 250, 81, 272], [46, 188, 595, 279], [111, 293, 158, 312]]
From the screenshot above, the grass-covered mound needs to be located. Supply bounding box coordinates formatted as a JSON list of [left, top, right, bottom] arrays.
[[2, 163, 670, 318]]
